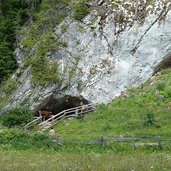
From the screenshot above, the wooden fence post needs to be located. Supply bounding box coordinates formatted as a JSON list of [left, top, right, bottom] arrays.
[[132, 138, 136, 149], [100, 136, 105, 148], [157, 136, 163, 150]]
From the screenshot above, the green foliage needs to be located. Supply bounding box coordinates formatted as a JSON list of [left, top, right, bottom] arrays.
[[21, 0, 69, 52], [0, 41, 17, 82], [143, 112, 160, 127], [0, 79, 20, 109], [31, 56, 60, 85], [156, 81, 165, 91], [0, 0, 42, 82], [20, 0, 69, 85], [72, 0, 90, 20], [0, 129, 53, 150], [0, 78, 19, 96], [0, 150, 171, 170], [1, 107, 33, 128], [146, 0, 154, 4], [164, 87, 171, 98], [160, 68, 171, 75], [61, 24, 68, 34], [26, 30, 62, 85]]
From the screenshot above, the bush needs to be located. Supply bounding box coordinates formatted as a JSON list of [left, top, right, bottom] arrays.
[[1, 107, 33, 128], [160, 68, 171, 75], [31, 132, 52, 148], [72, 0, 90, 20], [156, 82, 165, 91], [0, 129, 53, 150], [143, 112, 160, 128], [164, 88, 171, 98]]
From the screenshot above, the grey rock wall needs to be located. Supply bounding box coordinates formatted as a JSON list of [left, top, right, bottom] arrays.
[[2, 1, 171, 112], [53, 9, 171, 104]]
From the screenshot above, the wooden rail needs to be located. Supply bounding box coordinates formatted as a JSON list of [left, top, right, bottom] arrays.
[[24, 116, 43, 132], [86, 136, 171, 149], [39, 103, 97, 131], [45, 135, 171, 149]]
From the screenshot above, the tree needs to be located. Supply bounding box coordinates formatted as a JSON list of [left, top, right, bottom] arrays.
[[0, 41, 16, 82], [0, 0, 42, 83]]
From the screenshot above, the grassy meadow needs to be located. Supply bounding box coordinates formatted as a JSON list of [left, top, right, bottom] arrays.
[[0, 149, 171, 171]]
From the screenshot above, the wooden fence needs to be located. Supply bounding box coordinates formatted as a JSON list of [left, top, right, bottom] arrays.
[[39, 103, 97, 131], [24, 103, 97, 131], [55, 136, 171, 149], [24, 116, 42, 132]]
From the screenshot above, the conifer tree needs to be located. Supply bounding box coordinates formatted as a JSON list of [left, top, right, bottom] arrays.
[[0, 0, 41, 83]]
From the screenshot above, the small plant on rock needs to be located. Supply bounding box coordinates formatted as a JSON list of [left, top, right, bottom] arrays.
[[72, 0, 90, 20]]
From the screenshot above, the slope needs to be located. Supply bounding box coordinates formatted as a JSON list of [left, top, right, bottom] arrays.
[[54, 68, 171, 141]]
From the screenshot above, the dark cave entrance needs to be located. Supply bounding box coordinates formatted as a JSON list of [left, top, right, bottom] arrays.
[[37, 95, 89, 115], [154, 53, 171, 74]]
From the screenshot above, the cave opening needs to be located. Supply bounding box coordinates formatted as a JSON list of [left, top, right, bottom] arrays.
[[153, 53, 171, 74], [36, 95, 89, 116]]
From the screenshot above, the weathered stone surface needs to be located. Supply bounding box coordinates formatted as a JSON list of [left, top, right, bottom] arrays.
[[2, 2, 171, 113], [53, 10, 171, 104]]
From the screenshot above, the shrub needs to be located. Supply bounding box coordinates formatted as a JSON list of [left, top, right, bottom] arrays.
[[160, 68, 171, 75], [143, 112, 160, 128], [0, 129, 53, 150], [156, 82, 165, 91], [72, 0, 90, 20], [1, 107, 33, 128], [164, 88, 171, 98], [31, 132, 52, 148]]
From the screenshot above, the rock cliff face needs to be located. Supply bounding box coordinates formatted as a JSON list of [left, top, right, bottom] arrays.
[[2, 0, 171, 113]]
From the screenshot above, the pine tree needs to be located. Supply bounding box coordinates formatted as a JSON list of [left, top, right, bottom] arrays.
[[0, 0, 42, 83]]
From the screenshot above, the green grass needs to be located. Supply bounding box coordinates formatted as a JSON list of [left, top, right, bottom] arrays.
[[53, 68, 171, 141], [0, 149, 170, 171]]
